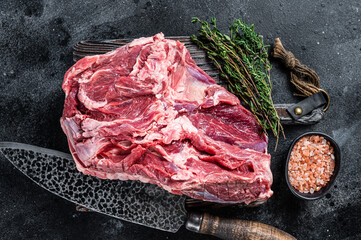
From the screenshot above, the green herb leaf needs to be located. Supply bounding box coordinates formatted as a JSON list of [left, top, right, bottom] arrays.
[[191, 17, 284, 148]]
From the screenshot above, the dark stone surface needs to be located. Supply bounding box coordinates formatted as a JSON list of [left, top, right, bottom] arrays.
[[0, 0, 360, 239]]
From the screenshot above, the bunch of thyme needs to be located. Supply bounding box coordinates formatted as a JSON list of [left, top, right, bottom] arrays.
[[191, 17, 284, 147]]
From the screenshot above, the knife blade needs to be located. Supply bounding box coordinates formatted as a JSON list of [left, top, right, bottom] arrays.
[[0, 142, 187, 233], [0, 142, 296, 239]]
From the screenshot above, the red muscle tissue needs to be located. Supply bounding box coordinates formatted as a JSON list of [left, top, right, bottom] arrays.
[[61, 33, 273, 203]]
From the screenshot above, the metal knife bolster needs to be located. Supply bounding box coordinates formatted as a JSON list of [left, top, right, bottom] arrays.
[[0, 142, 187, 233], [185, 212, 203, 232]]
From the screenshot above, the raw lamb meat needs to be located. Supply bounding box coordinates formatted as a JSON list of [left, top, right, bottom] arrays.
[[61, 33, 273, 203]]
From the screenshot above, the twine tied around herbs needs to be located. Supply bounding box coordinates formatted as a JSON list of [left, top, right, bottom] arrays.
[[272, 38, 330, 112]]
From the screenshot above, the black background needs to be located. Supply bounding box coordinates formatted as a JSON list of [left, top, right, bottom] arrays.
[[1, 0, 361, 239]]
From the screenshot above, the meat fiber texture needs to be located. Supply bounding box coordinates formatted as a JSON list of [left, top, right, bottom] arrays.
[[61, 33, 273, 204]]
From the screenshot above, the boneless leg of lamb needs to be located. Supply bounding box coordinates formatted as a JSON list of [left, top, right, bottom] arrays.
[[61, 33, 273, 204]]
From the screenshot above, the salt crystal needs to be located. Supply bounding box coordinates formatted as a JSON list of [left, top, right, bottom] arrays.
[[288, 135, 335, 193]]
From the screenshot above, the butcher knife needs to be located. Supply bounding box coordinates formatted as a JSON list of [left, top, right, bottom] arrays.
[[0, 142, 295, 240]]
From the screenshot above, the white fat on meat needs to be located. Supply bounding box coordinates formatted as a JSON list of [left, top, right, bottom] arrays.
[[61, 33, 272, 204], [160, 116, 198, 144]]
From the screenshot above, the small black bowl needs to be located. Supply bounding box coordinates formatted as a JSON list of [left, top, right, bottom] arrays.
[[285, 132, 341, 200]]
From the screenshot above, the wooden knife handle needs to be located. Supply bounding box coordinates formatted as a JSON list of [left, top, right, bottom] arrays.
[[186, 212, 296, 240]]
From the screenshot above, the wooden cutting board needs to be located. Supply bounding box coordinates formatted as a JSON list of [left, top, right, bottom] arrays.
[[71, 36, 326, 209], [72, 36, 325, 125]]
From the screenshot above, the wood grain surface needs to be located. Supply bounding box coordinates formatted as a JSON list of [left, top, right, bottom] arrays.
[[198, 213, 296, 240]]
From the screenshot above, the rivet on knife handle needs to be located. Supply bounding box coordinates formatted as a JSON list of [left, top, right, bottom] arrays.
[[186, 212, 296, 240]]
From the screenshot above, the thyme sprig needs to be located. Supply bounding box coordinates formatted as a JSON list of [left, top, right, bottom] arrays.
[[191, 17, 284, 147]]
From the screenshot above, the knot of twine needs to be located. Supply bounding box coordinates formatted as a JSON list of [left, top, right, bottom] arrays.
[[272, 38, 330, 111], [284, 51, 296, 69]]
